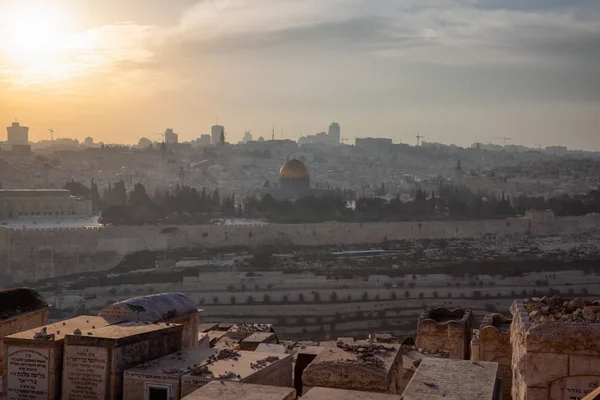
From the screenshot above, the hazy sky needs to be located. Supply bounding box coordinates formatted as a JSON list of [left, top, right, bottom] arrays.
[[0, 0, 599, 149]]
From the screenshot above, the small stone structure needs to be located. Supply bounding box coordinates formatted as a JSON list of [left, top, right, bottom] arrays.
[[0, 288, 49, 378], [180, 350, 292, 397], [400, 346, 450, 393], [301, 340, 402, 395], [225, 323, 276, 341], [416, 306, 474, 359], [402, 358, 500, 400], [511, 297, 600, 400], [302, 387, 405, 400], [3, 316, 113, 400], [98, 292, 200, 348], [62, 322, 183, 400], [239, 332, 278, 351], [180, 381, 296, 400], [476, 313, 513, 400], [124, 348, 217, 400]]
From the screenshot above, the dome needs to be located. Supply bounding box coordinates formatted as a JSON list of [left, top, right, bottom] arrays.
[[279, 159, 309, 180]]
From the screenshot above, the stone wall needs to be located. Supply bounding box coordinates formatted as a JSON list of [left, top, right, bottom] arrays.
[[510, 300, 600, 400], [2, 212, 599, 283], [416, 307, 473, 360]]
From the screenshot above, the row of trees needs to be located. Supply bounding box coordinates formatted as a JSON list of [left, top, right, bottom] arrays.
[[64, 179, 600, 225], [199, 286, 591, 305]]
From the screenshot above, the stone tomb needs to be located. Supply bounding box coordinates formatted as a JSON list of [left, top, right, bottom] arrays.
[[402, 358, 500, 400], [416, 306, 474, 360], [123, 348, 217, 400], [180, 381, 296, 400], [226, 324, 276, 341], [2, 316, 113, 400], [98, 293, 200, 348], [62, 322, 183, 400], [302, 387, 404, 400], [301, 340, 402, 395], [180, 350, 292, 398], [239, 332, 278, 351], [476, 313, 512, 400], [511, 298, 600, 400], [400, 346, 450, 393], [0, 288, 49, 378]]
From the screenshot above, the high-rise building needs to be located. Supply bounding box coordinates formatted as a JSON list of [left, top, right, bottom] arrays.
[[6, 122, 29, 147], [243, 131, 253, 143], [164, 129, 178, 144], [211, 125, 224, 145], [328, 122, 340, 144], [84, 137, 94, 146]]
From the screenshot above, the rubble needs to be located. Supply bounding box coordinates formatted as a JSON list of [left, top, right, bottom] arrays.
[[336, 341, 396, 368], [250, 355, 280, 370], [523, 296, 600, 324], [209, 348, 241, 362]]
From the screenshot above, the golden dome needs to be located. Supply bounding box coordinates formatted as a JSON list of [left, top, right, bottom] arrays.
[[279, 159, 309, 180]]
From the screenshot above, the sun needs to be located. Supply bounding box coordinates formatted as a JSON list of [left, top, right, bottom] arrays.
[[1, 5, 69, 62]]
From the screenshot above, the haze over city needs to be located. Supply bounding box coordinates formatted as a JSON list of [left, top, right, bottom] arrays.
[[1, 0, 599, 149]]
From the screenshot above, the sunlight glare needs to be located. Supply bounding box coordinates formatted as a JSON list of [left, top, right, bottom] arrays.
[[2, 5, 69, 62]]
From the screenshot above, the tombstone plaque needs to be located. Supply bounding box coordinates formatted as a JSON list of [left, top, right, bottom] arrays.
[[6, 347, 49, 400], [549, 376, 600, 400], [62, 346, 108, 400]]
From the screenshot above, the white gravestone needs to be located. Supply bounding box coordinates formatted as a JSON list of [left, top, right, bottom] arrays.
[[6, 347, 49, 400], [63, 346, 108, 400]]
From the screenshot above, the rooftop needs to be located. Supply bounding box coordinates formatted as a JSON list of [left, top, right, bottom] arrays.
[[77, 321, 180, 340], [302, 387, 403, 400], [402, 359, 499, 400], [181, 381, 296, 400], [5, 315, 112, 341]]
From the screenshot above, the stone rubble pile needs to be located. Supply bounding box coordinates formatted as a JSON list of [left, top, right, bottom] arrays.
[[251, 356, 280, 370], [336, 341, 396, 369], [401, 345, 450, 358], [209, 349, 241, 362], [524, 296, 600, 324]]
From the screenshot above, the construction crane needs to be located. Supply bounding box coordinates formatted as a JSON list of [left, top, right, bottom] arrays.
[[48, 128, 54, 141], [416, 134, 425, 146], [489, 136, 512, 146], [154, 132, 165, 142]]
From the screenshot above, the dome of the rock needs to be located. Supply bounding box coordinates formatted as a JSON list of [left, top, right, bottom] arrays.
[[279, 159, 310, 188]]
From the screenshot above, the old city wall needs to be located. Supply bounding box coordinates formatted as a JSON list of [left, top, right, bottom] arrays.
[[0, 213, 596, 283]]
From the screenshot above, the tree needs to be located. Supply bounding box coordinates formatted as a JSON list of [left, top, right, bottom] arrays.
[[282, 294, 289, 303], [230, 296, 236, 304], [212, 296, 219, 304], [433, 291, 439, 298], [447, 292, 452, 298], [329, 292, 338, 302], [418, 292, 424, 300], [313, 292, 321, 302], [582, 288, 589, 296], [404, 291, 410, 298], [298, 293, 305, 303], [91, 179, 100, 209], [247, 295, 255, 304], [362, 292, 369, 301], [391, 291, 397, 300], [263, 294, 271, 303]]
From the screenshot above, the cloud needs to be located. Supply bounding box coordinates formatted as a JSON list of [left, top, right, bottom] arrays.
[[0, 23, 158, 87], [160, 0, 600, 69]]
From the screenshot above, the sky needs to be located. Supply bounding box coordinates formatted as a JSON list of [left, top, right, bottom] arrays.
[[0, 0, 599, 149]]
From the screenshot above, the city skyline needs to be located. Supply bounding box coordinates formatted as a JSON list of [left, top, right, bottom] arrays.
[[1, 0, 599, 150]]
